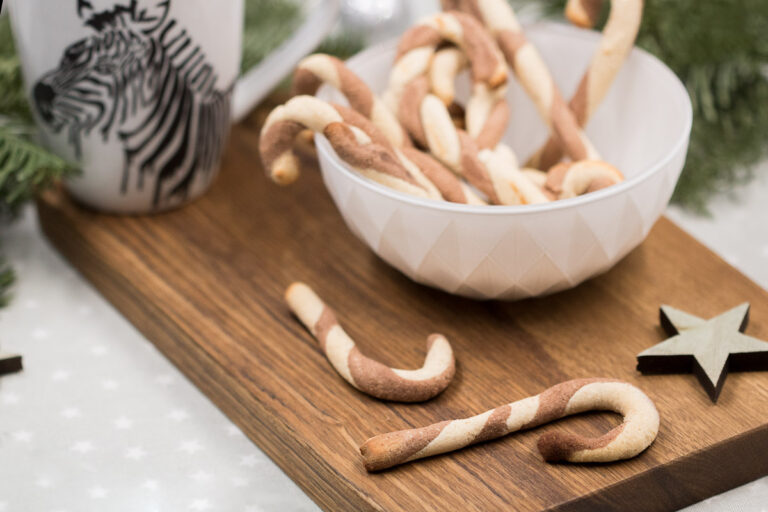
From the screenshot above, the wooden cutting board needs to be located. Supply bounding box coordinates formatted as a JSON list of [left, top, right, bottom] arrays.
[[37, 108, 768, 511]]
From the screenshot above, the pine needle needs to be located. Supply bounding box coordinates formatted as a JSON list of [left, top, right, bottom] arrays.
[[0, 17, 31, 122], [241, 0, 303, 73], [0, 255, 13, 307], [241, 0, 362, 74], [0, 125, 75, 220]]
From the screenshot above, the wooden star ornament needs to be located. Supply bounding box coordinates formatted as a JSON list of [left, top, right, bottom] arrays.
[[636, 303, 768, 402]]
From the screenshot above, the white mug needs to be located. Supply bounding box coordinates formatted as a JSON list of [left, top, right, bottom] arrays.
[[10, 0, 339, 213]]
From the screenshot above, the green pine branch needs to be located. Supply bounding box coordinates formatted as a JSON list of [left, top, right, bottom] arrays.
[[241, 0, 363, 74], [0, 15, 74, 305], [517, 0, 768, 212], [0, 23, 31, 122], [0, 255, 13, 307], [0, 15, 73, 222], [0, 125, 75, 220], [241, 0, 303, 73]]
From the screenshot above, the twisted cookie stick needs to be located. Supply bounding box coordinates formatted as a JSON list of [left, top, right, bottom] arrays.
[[386, 11, 509, 151], [428, 47, 466, 105], [286, 283, 456, 402], [443, 0, 600, 164], [400, 147, 486, 205], [545, 160, 624, 199], [427, 48, 472, 131], [428, 46, 510, 150], [528, 0, 644, 169], [478, 144, 551, 204], [260, 96, 428, 196], [388, 13, 540, 204], [261, 95, 485, 203], [292, 54, 411, 148], [405, 92, 537, 205], [406, 87, 545, 205], [289, 55, 485, 204], [360, 378, 659, 471]]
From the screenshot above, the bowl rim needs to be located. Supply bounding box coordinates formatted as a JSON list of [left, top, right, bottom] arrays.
[[315, 21, 693, 216]]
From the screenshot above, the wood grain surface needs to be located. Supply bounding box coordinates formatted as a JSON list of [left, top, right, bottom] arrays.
[[37, 109, 768, 511]]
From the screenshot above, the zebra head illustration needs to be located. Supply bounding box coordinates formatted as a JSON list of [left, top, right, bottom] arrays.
[[33, 0, 233, 207]]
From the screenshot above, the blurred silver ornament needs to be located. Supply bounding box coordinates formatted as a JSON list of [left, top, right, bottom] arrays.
[[340, 0, 411, 44]]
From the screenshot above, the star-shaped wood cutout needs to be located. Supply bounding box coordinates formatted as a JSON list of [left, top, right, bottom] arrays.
[[636, 303, 768, 402]]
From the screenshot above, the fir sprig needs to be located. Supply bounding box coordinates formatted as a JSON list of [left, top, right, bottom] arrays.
[[0, 15, 31, 122], [241, 0, 302, 74], [0, 15, 73, 222], [241, 0, 362, 75], [0, 124, 74, 219], [0, 255, 13, 307], [0, 15, 75, 303], [519, 0, 768, 212]]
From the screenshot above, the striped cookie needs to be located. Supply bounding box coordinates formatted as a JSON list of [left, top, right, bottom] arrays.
[[444, 0, 601, 164], [285, 283, 456, 402], [545, 160, 624, 198], [360, 378, 659, 471], [260, 96, 428, 197], [528, 0, 644, 169], [292, 53, 411, 148]]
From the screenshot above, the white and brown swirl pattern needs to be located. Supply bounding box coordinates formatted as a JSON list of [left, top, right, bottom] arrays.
[[528, 0, 644, 169], [443, 0, 601, 165], [260, 92, 484, 204], [292, 54, 411, 149], [259, 96, 429, 197], [388, 11, 508, 150], [545, 160, 625, 199], [428, 47, 510, 151], [285, 283, 456, 403], [360, 378, 659, 471], [385, 11, 546, 205]]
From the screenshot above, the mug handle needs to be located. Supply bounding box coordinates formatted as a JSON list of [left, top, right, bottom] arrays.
[[231, 0, 341, 123]]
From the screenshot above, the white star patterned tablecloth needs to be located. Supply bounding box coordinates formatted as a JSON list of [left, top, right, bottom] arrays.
[[0, 213, 317, 512], [0, 166, 765, 512]]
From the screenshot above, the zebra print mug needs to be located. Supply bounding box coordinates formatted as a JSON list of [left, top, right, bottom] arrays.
[[10, 0, 340, 213]]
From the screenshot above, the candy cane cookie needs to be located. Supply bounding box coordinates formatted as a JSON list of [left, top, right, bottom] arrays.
[[285, 283, 456, 402], [262, 95, 488, 203], [520, 168, 557, 201], [442, 0, 600, 164], [428, 46, 510, 150], [385, 11, 507, 108], [400, 147, 486, 205], [527, 0, 644, 169], [360, 378, 659, 471], [545, 160, 624, 199], [289, 55, 490, 203], [385, 16, 527, 204], [323, 104, 455, 201], [427, 49, 472, 131], [521, 168, 547, 188], [478, 144, 551, 205], [401, 87, 542, 205], [385, 11, 509, 151], [259, 96, 428, 197], [292, 54, 411, 148], [428, 47, 466, 106]]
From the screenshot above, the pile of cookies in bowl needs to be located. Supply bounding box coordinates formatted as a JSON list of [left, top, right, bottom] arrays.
[[258, 0, 692, 300]]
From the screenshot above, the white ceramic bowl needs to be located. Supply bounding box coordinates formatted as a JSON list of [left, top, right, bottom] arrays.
[[315, 23, 692, 300]]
